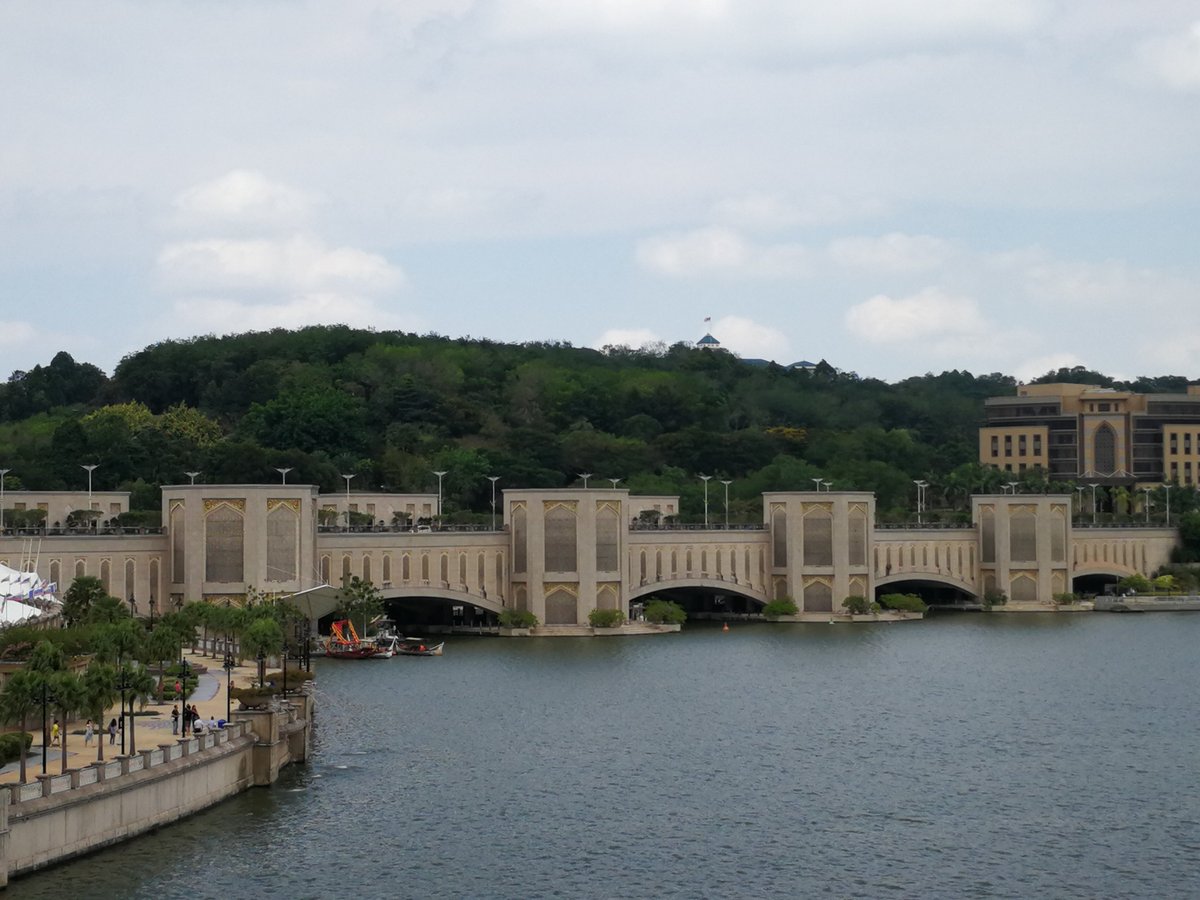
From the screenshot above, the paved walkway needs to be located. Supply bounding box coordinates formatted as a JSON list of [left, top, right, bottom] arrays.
[[0, 651, 296, 785]]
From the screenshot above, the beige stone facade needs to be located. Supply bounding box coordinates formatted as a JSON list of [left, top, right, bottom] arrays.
[[0, 484, 1181, 617], [981, 382, 1200, 486]]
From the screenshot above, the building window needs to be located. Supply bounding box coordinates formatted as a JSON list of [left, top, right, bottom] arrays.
[[1004, 435, 1012, 457], [1093, 424, 1116, 476], [991, 436, 999, 457], [1033, 435, 1042, 456], [544, 504, 578, 573], [1186, 434, 1193, 454], [1170, 434, 1178, 454], [1018, 435, 1027, 455]]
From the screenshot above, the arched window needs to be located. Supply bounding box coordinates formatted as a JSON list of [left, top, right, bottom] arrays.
[[205, 504, 245, 583], [1094, 423, 1117, 476]]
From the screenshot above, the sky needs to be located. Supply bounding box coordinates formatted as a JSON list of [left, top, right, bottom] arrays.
[[2, 1, 1199, 384]]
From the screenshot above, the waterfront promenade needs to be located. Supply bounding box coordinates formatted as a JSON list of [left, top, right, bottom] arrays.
[[0, 650, 269, 787]]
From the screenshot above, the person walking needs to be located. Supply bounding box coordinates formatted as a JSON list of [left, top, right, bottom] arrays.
[[50, 719, 60, 747], [108, 718, 117, 745], [171, 704, 180, 735], [84, 719, 94, 746]]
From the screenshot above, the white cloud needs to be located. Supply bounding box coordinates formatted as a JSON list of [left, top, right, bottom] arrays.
[[594, 328, 661, 350], [711, 314, 789, 358], [1137, 22, 1200, 91], [844, 288, 988, 343], [172, 170, 315, 230], [0, 322, 37, 347], [828, 232, 953, 273], [1009, 254, 1192, 311], [1011, 353, 1087, 383], [169, 293, 415, 335], [636, 227, 808, 278], [157, 235, 404, 296]]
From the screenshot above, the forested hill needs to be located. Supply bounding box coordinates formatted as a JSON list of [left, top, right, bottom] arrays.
[[0, 326, 1179, 521]]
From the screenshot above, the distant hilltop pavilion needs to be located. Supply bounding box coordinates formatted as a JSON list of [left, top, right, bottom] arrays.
[[696, 332, 722, 350], [694, 332, 818, 372]]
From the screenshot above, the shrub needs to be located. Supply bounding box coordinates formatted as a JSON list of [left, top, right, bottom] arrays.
[[0, 732, 32, 765], [763, 598, 799, 617], [878, 593, 928, 614], [1053, 592, 1078, 605], [841, 595, 869, 615], [982, 589, 1008, 609], [588, 608, 626, 628], [499, 609, 538, 628], [1152, 574, 1178, 593], [230, 686, 276, 709], [1117, 574, 1152, 594], [643, 599, 686, 625]]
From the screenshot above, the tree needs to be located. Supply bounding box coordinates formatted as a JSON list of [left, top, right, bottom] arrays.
[[0, 670, 42, 783], [28, 640, 65, 755], [48, 671, 85, 774], [85, 595, 132, 625], [144, 626, 183, 703], [119, 664, 156, 755], [336, 576, 384, 637], [61, 576, 107, 627], [240, 618, 284, 669], [81, 663, 118, 763]]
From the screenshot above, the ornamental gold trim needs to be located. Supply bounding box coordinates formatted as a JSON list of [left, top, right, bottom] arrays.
[[769, 502, 786, 514], [543, 581, 579, 597], [268, 498, 301, 512], [544, 500, 578, 514], [596, 500, 621, 515], [203, 499, 245, 514], [169, 499, 186, 516]]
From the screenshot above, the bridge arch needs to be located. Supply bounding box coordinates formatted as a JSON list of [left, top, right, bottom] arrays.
[[627, 577, 769, 609], [874, 572, 977, 597], [378, 585, 505, 617]]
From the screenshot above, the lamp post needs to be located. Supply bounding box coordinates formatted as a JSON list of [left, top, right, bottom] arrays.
[[0, 467, 9, 533], [128, 593, 136, 618], [341, 473, 357, 529], [811, 478, 823, 492], [487, 476, 500, 531], [608, 478, 620, 489], [1088, 483, 1100, 525], [914, 480, 928, 524], [81, 464, 98, 523], [432, 470, 447, 525], [223, 651, 234, 725], [698, 475, 712, 527], [185, 471, 200, 485], [1075, 486, 1085, 519], [281, 638, 288, 698], [1142, 486, 1152, 524], [116, 661, 128, 755], [720, 479, 732, 528], [275, 467, 293, 485], [256, 649, 266, 689], [40, 679, 50, 774], [1006, 481, 1019, 495], [822, 481, 833, 492], [579, 473, 593, 489], [1164, 484, 1172, 526], [149, 594, 156, 628]]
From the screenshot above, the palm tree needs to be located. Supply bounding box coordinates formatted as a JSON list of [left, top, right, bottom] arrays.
[[122, 665, 156, 755], [0, 670, 43, 783], [81, 663, 117, 764], [28, 641, 65, 753], [48, 671, 85, 774], [144, 625, 182, 704]]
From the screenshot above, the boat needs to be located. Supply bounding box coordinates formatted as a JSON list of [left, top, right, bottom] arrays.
[[371, 634, 400, 658], [324, 619, 381, 659], [397, 637, 444, 657]]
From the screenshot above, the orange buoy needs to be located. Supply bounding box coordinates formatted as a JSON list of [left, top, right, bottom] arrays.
[[722, 622, 729, 632]]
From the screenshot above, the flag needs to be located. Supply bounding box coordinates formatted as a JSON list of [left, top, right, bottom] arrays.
[[704, 316, 711, 323]]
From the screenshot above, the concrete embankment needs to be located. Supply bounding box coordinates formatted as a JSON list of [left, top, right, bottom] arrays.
[[1094, 595, 1200, 612], [0, 691, 312, 887]]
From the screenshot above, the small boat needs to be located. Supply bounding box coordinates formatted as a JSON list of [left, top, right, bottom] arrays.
[[371, 634, 400, 659], [324, 619, 381, 659], [397, 638, 444, 657]]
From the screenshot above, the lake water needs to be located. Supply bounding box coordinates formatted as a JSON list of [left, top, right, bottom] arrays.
[[8, 613, 1198, 899]]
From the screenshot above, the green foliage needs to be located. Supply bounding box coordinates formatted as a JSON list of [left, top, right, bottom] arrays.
[[1117, 574, 1153, 594], [643, 599, 686, 625], [841, 595, 870, 615], [878, 593, 928, 613], [0, 732, 33, 765], [1152, 575, 1177, 593], [499, 608, 538, 628], [1053, 592, 1078, 605], [588, 608, 626, 628], [981, 589, 1008, 609], [61, 575, 107, 626], [1176, 511, 1200, 563], [763, 598, 799, 616], [336, 576, 384, 634]]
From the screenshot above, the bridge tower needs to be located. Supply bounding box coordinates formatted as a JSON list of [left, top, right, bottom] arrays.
[[972, 494, 1072, 604]]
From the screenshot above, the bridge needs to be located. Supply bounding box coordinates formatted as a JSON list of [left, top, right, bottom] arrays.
[[0, 485, 1181, 627]]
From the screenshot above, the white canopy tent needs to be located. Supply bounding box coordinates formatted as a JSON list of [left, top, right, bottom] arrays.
[[0, 562, 59, 624]]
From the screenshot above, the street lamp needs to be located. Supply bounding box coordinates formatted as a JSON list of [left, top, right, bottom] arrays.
[[256, 649, 266, 689], [811, 478, 823, 492], [1006, 481, 1020, 495], [821, 481, 833, 492], [179, 657, 191, 737], [81, 463, 98, 511], [185, 471, 200, 485], [720, 480, 732, 528], [432, 470, 447, 524], [699, 475, 712, 527], [487, 476, 500, 531], [275, 467, 293, 485], [1088, 483, 1100, 525], [914, 480, 928, 524], [341, 473, 357, 529], [579, 473, 593, 489], [1164, 484, 1172, 526], [149, 594, 156, 628], [1142, 486, 1152, 524], [128, 593, 137, 618], [1075, 486, 1085, 518], [608, 478, 621, 489], [0, 467, 9, 533]]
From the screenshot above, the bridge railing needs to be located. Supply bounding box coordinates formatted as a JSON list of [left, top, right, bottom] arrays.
[[629, 523, 767, 532]]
